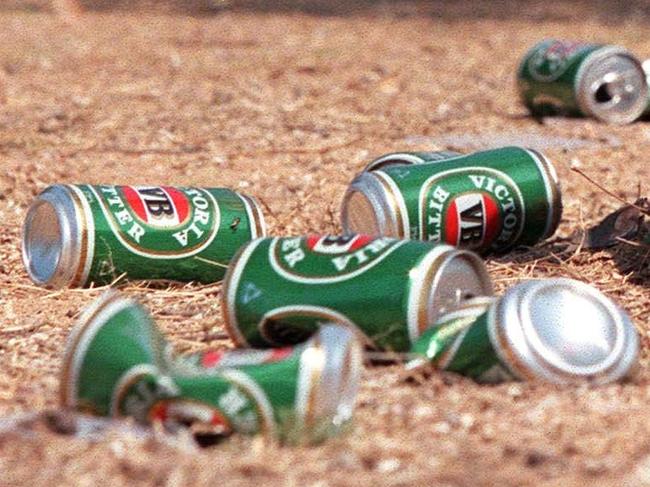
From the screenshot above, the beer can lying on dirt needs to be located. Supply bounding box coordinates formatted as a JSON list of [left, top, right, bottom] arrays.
[[518, 39, 648, 124], [222, 235, 493, 352], [22, 184, 266, 287], [61, 291, 362, 444], [363, 150, 462, 172], [408, 278, 639, 384], [342, 147, 561, 254]]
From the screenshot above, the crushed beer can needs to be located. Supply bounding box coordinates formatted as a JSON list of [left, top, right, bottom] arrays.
[[518, 39, 647, 124], [222, 234, 493, 352], [408, 278, 639, 384], [342, 146, 562, 254], [22, 184, 266, 287], [60, 291, 362, 444]]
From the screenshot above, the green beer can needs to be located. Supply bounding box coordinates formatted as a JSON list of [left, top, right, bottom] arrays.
[[22, 184, 266, 287], [518, 39, 647, 124], [222, 235, 493, 352], [408, 279, 639, 384], [341, 147, 562, 254], [61, 291, 362, 443]]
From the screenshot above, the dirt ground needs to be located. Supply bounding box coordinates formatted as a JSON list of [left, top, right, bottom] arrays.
[[4, 1, 650, 485]]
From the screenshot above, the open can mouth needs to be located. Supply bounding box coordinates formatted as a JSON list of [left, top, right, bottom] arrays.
[[405, 244, 494, 345], [578, 47, 648, 124]]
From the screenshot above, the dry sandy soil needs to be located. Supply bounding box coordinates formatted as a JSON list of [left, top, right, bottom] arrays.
[[3, 1, 650, 485]]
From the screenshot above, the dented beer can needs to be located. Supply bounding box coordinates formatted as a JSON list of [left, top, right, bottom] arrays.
[[22, 184, 266, 287], [222, 235, 493, 352], [341, 146, 562, 254], [363, 150, 462, 172], [409, 279, 639, 384], [61, 291, 362, 443], [518, 39, 648, 124]]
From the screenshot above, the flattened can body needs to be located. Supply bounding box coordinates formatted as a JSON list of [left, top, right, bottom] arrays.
[[517, 39, 647, 124], [171, 324, 363, 442], [23, 184, 266, 287], [410, 279, 639, 384], [342, 146, 561, 254], [61, 291, 362, 443], [222, 235, 493, 352]]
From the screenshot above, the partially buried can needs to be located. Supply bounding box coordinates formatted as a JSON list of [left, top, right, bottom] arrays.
[[22, 184, 266, 288], [363, 150, 462, 172], [61, 291, 362, 444], [341, 146, 562, 254], [518, 39, 648, 124], [408, 278, 639, 384], [222, 234, 493, 352]]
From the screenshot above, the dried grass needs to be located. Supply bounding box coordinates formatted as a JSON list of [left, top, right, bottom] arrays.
[[1, 4, 650, 486]]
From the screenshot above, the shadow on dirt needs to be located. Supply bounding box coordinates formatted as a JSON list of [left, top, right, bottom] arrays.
[[492, 232, 650, 288], [606, 240, 650, 286], [5, 0, 650, 22]]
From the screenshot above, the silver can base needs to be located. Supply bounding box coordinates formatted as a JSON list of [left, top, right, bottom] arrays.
[[23, 200, 63, 285], [341, 172, 403, 239], [22, 185, 82, 288], [494, 278, 639, 384]]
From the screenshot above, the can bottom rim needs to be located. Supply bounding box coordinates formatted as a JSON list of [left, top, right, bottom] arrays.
[[23, 199, 63, 285]]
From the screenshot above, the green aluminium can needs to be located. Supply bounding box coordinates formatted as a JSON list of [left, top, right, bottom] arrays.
[[60, 291, 363, 444], [408, 279, 639, 384], [341, 147, 562, 254], [517, 39, 648, 124], [22, 184, 266, 287], [221, 235, 493, 352], [363, 150, 462, 172]]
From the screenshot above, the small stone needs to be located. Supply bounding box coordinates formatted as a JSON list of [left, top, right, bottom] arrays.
[[433, 421, 451, 434], [330, 452, 363, 471], [72, 95, 92, 107], [413, 405, 433, 419], [525, 450, 549, 467], [459, 413, 475, 430], [376, 458, 400, 473], [110, 439, 126, 458], [583, 459, 608, 476], [44, 410, 78, 435], [481, 424, 496, 441], [507, 384, 523, 398]]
